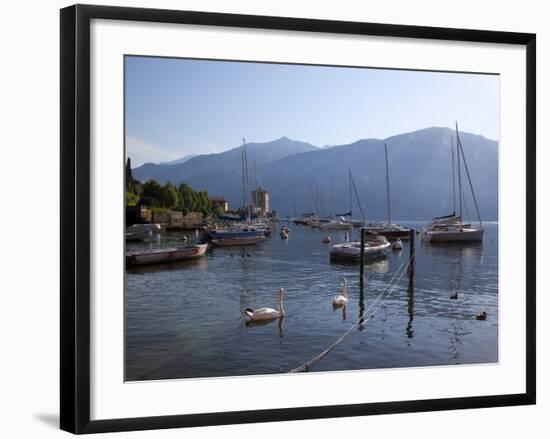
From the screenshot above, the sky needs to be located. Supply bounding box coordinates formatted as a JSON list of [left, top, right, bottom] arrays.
[[125, 56, 499, 167]]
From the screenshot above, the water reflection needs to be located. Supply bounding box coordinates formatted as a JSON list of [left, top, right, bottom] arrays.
[[125, 222, 498, 380], [330, 255, 389, 274], [406, 285, 414, 339], [245, 316, 285, 338], [125, 257, 207, 274], [332, 304, 347, 321]]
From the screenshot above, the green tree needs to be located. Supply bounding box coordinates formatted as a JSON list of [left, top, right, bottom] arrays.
[[199, 191, 212, 216], [125, 191, 140, 206], [160, 182, 179, 209], [178, 183, 194, 215], [125, 157, 135, 192], [141, 179, 162, 207]]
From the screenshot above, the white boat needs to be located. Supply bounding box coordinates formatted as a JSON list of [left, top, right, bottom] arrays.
[[392, 238, 403, 251], [424, 225, 484, 242], [126, 244, 208, 266], [330, 236, 390, 261], [319, 218, 353, 230], [423, 123, 484, 243]]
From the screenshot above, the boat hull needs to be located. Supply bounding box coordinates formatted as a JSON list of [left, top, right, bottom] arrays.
[[330, 241, 391, 261], [319, 223, 353, 230], [364, 228, 410, 239], [210, 236, 265, 246], [423, 227, 484, 243], [126, 244, 208, 266]]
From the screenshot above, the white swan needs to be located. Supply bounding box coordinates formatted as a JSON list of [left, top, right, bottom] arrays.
[[332, 278, 349, 307], [245, 288, 285, 321]]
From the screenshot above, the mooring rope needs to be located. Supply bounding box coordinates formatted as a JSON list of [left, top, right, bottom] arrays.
[[288, 253, 414, 373]]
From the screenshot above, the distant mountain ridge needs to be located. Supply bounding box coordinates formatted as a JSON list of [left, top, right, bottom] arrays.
[[131, 127, 498, 220], [160, 154, 197, 165], [133, 136, 318, 185]]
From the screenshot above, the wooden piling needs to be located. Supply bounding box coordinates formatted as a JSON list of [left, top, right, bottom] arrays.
[[359, 228, 365, 281], [408, 228, 415, 287]]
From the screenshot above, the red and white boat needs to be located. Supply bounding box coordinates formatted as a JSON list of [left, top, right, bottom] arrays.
[[126, 244, 208, 266]]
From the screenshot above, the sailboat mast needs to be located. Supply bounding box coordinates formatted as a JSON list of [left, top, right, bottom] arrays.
[[242, 138, 250, 222], [350, 171, 366, 221], [384, 143, 391, 225], [457, 129, 483, 228], [253, 160, 257, 189], [451, 137, 456, 214], [455, 123, 463, 226], [241, 139, 247, 214]]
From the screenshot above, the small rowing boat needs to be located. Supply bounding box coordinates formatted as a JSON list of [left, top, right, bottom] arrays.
[[126, 244, 208, 266]]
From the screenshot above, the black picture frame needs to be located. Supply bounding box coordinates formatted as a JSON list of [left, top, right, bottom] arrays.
[[60, 4, 536, 434]]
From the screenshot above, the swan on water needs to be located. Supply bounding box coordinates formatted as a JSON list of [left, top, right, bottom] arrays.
[[244, 288, 285, 321], [332, 278, 349, 307]]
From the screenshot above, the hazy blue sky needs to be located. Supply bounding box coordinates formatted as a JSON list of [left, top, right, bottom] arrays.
[[125, 56, 499, 167]]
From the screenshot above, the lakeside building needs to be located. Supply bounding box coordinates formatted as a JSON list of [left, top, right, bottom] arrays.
[[211, 196, 229, 213], [251, 186, 270, 215]]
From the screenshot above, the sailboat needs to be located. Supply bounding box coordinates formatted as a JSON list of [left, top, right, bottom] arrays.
[[363, 143, 411, 239], [340, 168, 367, 228], [209, 138, 266, 246], [423, 123, 484, 243]]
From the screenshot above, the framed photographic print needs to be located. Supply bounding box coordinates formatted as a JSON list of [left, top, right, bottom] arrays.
[[60, 4, 536, 434]]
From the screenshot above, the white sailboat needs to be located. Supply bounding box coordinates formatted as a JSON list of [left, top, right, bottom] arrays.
[[423, 123, 484, 243]]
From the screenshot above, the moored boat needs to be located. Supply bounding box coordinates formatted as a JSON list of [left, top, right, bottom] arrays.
[[126, 243, 208, 266], [364, 144, 411, 239], [423, 123, 484, 243], [319, 219, 353, 230], [210, 235, 266, 246], [364, 222, 411, 239], [392, 238, 403, 251], [330, 235, 390, 262], [423, 225, 484, 242]]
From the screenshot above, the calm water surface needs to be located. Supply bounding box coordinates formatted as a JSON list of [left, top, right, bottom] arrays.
[[125, 222, 498, 381]]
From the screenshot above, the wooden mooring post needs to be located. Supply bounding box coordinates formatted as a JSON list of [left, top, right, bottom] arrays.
[[359, 228, 366, 282], [408, 228, 415, 288]]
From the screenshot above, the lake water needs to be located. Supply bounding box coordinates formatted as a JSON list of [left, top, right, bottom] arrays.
[[125, 221, 498, 381]]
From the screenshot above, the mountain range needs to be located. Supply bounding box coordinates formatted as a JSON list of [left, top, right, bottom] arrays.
[[131, 127, 498, 220]]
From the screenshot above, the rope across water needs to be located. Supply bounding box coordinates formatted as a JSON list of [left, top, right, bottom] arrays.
[[288, 253, 414, 373]]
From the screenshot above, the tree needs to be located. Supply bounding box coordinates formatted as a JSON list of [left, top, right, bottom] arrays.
[[125, 191, 140, 206], [160, 182, 179, 209], [199, 191, 212, 216], [178, 183, 194, 215], [125, 157, 134, 192], [141, 179, 162, 207]]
